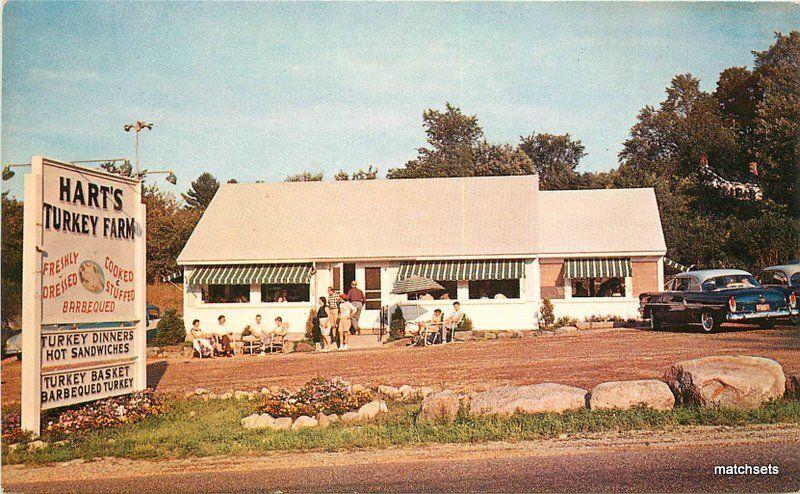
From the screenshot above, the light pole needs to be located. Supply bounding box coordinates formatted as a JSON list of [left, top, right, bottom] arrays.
[[124, 121, 153, 175]]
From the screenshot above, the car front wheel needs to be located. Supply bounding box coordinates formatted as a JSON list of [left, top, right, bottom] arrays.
[[700, 311, 717, 333], [650, 311, 663, 331]]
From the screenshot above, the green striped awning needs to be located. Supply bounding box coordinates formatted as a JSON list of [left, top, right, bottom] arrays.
[[189, 264, 313, 285], [397, 260, 524, 281], [564, 258, 631, 279]]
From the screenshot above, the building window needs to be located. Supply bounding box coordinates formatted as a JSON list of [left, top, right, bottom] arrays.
[[261, 284, 310, 303], [364, 267, 382, 310], [468, 280, 520, 299], [408, 281, 457, 301], [202, 284, 250, 304], [571, 277, 626, 297]]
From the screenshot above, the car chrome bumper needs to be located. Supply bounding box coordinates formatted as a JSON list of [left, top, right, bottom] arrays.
[[727, 309, 791, 321]]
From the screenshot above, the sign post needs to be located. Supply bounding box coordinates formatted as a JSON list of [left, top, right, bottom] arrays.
[[21, 156, 146, 435]]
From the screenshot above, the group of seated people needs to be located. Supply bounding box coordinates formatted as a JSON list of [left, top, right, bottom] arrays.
[[189, 314, 289, 358], [408, 301, 465, 346]]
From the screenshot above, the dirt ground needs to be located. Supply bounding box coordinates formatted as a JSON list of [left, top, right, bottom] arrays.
[[2, 325, 799, 403]]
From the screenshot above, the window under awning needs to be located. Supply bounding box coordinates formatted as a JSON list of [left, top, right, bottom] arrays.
[[564, 258, 631, 279], [397, 259, 525, 281], [188, 264, 313, 285]]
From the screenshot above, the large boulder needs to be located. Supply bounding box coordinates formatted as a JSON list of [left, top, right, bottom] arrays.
[[590, 380, 675, 411], [269, 417, 293, 430], [470, 383, 588, 416], [339, 411, 361, 424], [420, 390, 462, 422], [291, 415, 318, 430], [664, 356, 785, 409], [358, 400, 387, 420]]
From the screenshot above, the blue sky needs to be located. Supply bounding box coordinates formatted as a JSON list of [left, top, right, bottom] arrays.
[[2, 2, 798, 197]]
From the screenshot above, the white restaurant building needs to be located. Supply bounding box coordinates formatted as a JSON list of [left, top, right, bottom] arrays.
[[176, 175, 666, 337]]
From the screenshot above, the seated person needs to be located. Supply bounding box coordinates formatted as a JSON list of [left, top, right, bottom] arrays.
[[241, 314, 267, 349], [190, 319, 215, 358], [423, 309, 444, 344], [266, 316, 289, 338], [213, 315, 234, 357], [494, 292, 507, 299], [439, 292, 450, 300], [419, 291, 434, 301], [444, 301, 465, 341]]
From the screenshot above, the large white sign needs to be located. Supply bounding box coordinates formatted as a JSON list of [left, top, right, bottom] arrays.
[[21, 157, 147, 436], [41, 361, 136, 410], [40, 159, 141, 324]]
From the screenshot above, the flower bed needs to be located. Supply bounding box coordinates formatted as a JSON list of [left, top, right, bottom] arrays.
[[259, 377, 373, 419], [44, 390, 164, 439]]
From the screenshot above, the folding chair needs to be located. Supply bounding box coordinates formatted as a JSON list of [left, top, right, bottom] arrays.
[[265, 333, 285, 353], [446, 314, 465, 343], [422, 322, 443, 346]]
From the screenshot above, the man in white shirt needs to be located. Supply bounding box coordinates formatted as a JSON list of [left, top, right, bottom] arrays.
[[337, 294, 356, 350]]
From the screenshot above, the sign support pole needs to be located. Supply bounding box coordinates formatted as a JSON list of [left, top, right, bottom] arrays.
[[134, 188, 147, 391], [21, 157, 44, 436]]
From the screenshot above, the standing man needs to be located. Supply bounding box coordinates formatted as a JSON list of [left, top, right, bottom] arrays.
[[347, 280, 366, 335], [338, 294, 356, 350], [326, 286, 340, 345]]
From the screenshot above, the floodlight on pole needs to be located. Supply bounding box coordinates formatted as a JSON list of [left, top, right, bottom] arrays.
[[138, 169, 177, 185], [1, 163, 32, 181], [124, 121, 153, 175]]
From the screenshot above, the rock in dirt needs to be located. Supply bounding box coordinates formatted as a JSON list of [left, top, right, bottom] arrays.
[[291, 415, 318, 430], [27, 440, 47, 452], [378, 385, 401, 398], [269, 417, 293, 430], [554, 326, 578, 335], [420, 390, 462, 422], [590, 380, 675, 411], [664, 355, 785, 409], [340, 411, 361, 424], [358, 400, 387, 420], [470, 383, 588, 416]]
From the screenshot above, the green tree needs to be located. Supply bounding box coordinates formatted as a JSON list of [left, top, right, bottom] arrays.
[[751, 31, 800, 216], [518, 133, 587, 190], [285, 171, 323, 182], [182, 172, 220, 210], [1, 192, 24, 324], [387, 103, 534, 178], [336, 165, 379, 180], [144, 186, 201, 281]]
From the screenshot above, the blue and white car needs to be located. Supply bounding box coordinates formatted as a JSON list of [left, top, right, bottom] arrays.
[[640, 269, 797, 332]]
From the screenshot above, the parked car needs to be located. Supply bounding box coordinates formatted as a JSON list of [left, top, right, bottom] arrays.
[[639, 269, 797, 332], [759, 263, 800, 324], [4, 327, 22, 359]]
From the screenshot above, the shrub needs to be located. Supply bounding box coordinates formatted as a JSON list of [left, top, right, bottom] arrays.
[[389, 306, 405, 341], [44, 390, 164, 439], [305, 308, 317, 342], [154, 309, 185, 345], [555, 316, 578, 327], [2, 408, 33, 445], [259, 377, 373, 419], [460, 315, 474, 331], [539, 298, 555, 329]]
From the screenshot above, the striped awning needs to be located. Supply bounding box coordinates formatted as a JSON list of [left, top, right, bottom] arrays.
[[188, 264, 313, 285], [564, 258, 631, 279], [397, 260, 524, 281]]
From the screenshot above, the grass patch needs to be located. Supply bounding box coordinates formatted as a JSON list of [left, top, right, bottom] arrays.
[[4, 398, 800, 466]]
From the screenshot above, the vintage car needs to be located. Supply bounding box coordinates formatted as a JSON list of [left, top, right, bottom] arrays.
[[639, 269, 797, 332], [760, 263, 800, 324]]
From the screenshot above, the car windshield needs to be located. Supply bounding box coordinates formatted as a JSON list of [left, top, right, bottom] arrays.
[[701, 275, 759, 291]]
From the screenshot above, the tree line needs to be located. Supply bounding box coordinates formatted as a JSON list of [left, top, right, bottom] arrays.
[[2, 31, 797, 324]]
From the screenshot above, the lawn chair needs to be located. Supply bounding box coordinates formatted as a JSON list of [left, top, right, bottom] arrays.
[[445, 313, 465, 343], [421, 321, 444, 346], [241, 336, 262, 355], [265, 333, 285, 353]]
